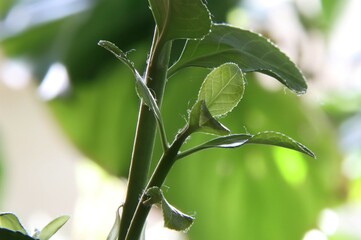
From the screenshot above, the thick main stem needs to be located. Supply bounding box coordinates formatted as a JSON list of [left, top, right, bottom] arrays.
[[125, 126, 191, 240], [119, 30, 172, 239]]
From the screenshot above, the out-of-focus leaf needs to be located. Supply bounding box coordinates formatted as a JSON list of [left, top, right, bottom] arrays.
[[169, 24, 307, 94], [189, 101, 230, 136], [320, 0, 346, 31], [106, 206, 122, 240], [145, 187, 194, 231], [0, 213, 27, 235], [246, 131, 315, 158], [98, 40, 139, 77], [0, 228, 34, 240], [38, 216, 69, 240], [197, 63, 245, 117], [148, 0, 211, 42]]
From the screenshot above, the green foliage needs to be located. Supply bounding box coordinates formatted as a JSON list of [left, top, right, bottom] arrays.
[[37, 216, 69, 240], [0, 213, 27, 235], [0, 0, 343, 239], [247, 131, 315, 158], [145, 187, 194, 231], [149, 0, 211, 42], [169, 24, 307, 94], [189, 100, 231, 136], [106, 206, 122, 240], [197, 63, 245, 117], [0, 213, 69, 240]]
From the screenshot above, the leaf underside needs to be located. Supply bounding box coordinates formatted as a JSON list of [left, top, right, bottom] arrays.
[[145, 187, 194, 232], [148, 0, 211, 42], [178, 131, 315, 160], [170, 24, 307, 94]]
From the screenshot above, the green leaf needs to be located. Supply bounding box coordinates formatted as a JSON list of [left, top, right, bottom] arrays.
[[177, 134, 252, 160], [145, 187, 194, 232], [98, 40, 154, 109], [106, 206, 122, 240], [245, 131, 316, 158], [161, 198, 194, 232], [169, 24, 307, 94], [0, 213, 27, 235], [198, 63, 245, 117], [177, 131, 315, 160], [148, 0, 211, 42], [98, 40, 137, 76], [0, 228, 34, 240], [189, 101, 230, 136], [38, 215, 69, 240], [98, 40, 168, 149]]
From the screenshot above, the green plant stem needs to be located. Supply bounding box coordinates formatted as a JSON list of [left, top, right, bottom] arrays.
[[119, 29, 172, 239], [125, 126, 192, 240]]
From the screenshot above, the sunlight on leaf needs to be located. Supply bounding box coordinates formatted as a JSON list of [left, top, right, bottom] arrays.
[[198, 63, 245, 117], [246, 131, 316, 158], [38, 215, 69, 240], [0, 213, 27, 235], [148, 0, 211, 42], [189, 101, 230, 136], [169, 24, 307, 94]]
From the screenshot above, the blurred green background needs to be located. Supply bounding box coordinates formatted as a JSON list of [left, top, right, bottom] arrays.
[[1, 0, 361, 239]]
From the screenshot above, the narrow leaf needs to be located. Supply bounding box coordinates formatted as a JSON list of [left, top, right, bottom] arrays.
[[177, 134, 252, 160], [106, 206, 122, 240], [189, 101, 230, 136], [148, 0, 211, 42], [99, 40, 168, 149], [245, 131, 316, 158], [177, 131, 315, 160], [169, 24, 307, 94], [198, 63, 245, 117], [98, 40, 137, 76], [38, 216, 69, 240], [0, 213, 27, 235], [144, 187, 194, 232]]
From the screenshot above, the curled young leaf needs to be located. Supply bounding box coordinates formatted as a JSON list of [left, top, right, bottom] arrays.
[[189, 100, 230, 136], [161, 198, 194, 232], [169, 24, 307, 94], [144, 187, 194, 232], [99, 40, 168, 149], [106, 206, 122, 240]]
